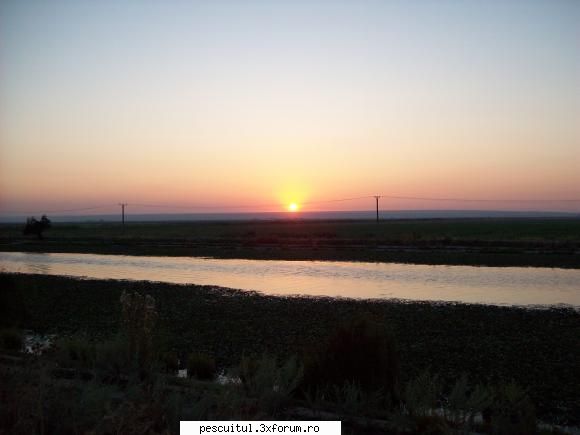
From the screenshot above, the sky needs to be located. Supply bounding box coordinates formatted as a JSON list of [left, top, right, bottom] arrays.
[[1, 0, 579, 215]]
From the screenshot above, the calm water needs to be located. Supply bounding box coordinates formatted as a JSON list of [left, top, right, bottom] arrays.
[[1, 251, 579, 307]]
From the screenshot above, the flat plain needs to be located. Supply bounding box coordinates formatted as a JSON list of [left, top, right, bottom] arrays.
[[1, 218, 579, 267]]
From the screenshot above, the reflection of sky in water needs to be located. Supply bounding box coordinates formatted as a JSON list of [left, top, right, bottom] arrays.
[[1, 251, 579, 307]]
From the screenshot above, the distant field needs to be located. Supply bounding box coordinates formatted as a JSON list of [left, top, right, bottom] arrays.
[[1, 218, 579, 268], [1, 217, 580, 241]]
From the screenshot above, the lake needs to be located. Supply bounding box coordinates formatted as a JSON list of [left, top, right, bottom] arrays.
[[1, 251, 579, 307]]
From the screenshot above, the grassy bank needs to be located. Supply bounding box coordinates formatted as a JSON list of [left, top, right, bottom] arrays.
[[1, 218, 580, 268], [2, 272, 579, 425], [2, 217, 580, 241]]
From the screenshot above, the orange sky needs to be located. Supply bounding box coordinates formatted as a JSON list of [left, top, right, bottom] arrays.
[[1, 1, 579, 215]]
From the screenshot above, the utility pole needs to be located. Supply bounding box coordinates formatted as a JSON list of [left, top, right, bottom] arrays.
[[374, 195, 381, 223], [119, 203, 127, 226]]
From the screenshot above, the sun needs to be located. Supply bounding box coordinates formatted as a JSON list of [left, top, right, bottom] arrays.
[[288, 203, 299, 212]]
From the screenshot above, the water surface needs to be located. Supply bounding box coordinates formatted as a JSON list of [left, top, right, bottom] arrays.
[[1, 251, 578, 307]]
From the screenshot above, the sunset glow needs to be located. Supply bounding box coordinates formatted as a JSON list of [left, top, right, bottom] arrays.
[[0, 1, 578, 216], [1, 3, 579, 431]]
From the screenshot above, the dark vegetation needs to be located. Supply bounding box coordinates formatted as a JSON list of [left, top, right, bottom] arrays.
[[22, 215, 51, 239], [1, 218, 579, 268], [186, 353, 216, 381], [0, 328, 24, 352], [1, 272, 578, 433], [302, 316, 401, 401]]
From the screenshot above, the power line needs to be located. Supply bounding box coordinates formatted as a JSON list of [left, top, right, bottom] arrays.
[[302, 196, 375, 205], [129, 203, 274, 210], [0, 204, 116, 215], [1, 193, 579, 217], [128, 196, 375, 210], [379, 195, 580, 203]]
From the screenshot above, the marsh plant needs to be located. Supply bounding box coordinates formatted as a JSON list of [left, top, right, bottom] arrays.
[[487, 382, 537, 435], [0, 283, 547, 434], [0, 274, 27, 328], [51, 291, 161, 381], [186, 352, 217, 380], [444, 374, 493, 429], [54, 336, 95, 369], [159, 350, 179, 374], [239, 354, 303, 414], [404, 370, 442, 418], [301, 315, 400, 402], [120, 290, 158, 374], [402, 370, 538, 434], [0, 327, 24, 352], [330, 381, 385, 416], [94, 334, 131, 382]]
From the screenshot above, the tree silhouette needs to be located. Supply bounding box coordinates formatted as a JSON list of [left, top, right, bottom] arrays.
[[23, 215, 51, 239]]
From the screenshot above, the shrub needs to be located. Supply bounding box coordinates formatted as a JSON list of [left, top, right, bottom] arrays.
[[301, 315, 400, 400], [95, 335, 130, 383], [444, 374, 493, 428], [0, 328, 24, 352], [187, 353, 216, 380], [487, 382, 537, 435], [330, 381, 384, 416], [404, 370, 441, 418], [120, 291, 158, 373], [54, 336, 95, 369], [239, 354, 303, 415], [159, 350, 179, 374], [240, 354, 302, 397], [0, 275, 27, 327]]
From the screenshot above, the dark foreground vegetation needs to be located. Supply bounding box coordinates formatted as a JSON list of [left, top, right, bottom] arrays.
[[1, 218, 580, 268], [1, 273, 579, 434]]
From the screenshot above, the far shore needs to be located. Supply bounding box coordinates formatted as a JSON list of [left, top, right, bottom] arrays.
[[1, 218, 579, 268]]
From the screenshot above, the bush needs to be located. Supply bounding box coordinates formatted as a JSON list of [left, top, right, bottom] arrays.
[[329, 381, 384, 416], [239, 354, 303, 415], [404, 370, 442, 418], [0, 328, 24, 352], [187, 353, 216, 380], [0, 275, 27, 328], [159, 350, 179, 374], [95, 335, 130, 383], [301, 315, 400, 400], [487, 382, 537, 435], [120, 291, 158, 373], [54, 336, 95, 369], [444, 374, 493, 428]]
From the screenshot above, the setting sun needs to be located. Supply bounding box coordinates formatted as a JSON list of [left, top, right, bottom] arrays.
[[0, 2, 577, 430]]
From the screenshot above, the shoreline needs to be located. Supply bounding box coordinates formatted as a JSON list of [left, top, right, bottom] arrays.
[[3, 269, 580, 311], [2, 218, 579, 268], [2, 241, 579, 269], [2, 272, 579, 425]]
